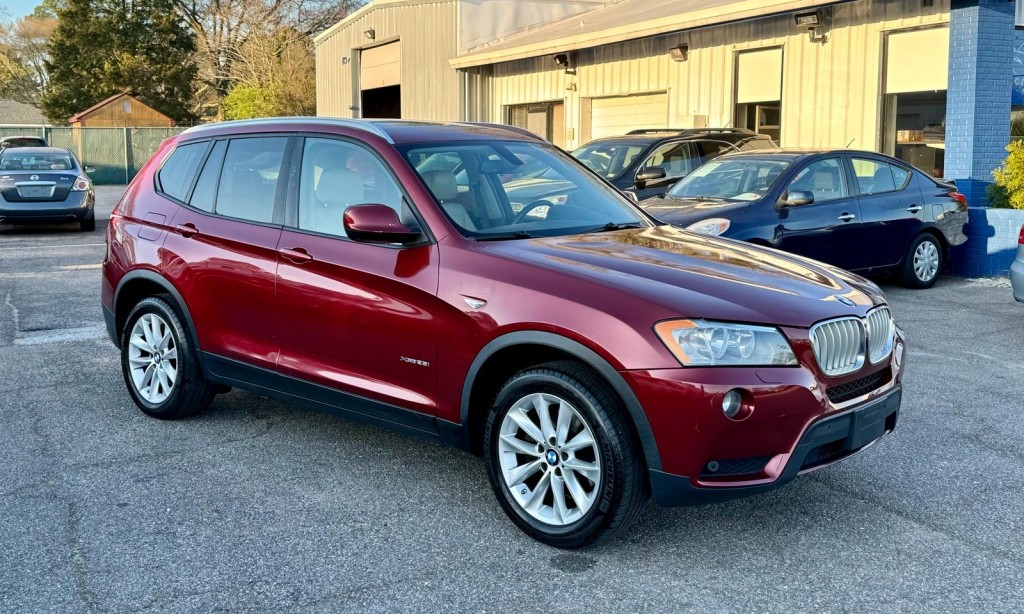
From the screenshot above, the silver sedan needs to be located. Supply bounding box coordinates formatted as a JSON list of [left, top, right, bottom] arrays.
[[1012, 223, 1024, 302]]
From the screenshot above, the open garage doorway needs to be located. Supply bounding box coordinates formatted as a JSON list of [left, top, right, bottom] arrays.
[[362, 86, 401, 119]]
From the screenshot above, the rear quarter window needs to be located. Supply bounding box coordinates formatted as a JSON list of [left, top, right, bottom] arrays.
[[157, 142, 209, 202]]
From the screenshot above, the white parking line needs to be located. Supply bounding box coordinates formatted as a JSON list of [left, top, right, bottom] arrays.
[[57, 263, 102, 271], [0, 243, 106, 251]]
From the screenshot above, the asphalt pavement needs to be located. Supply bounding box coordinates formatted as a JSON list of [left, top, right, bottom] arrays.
[[1, 187, 1022, 612]]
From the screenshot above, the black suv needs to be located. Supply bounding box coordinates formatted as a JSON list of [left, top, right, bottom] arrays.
[[572, 128, 775, 200]]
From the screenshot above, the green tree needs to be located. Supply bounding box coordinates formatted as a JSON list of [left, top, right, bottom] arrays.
[[221, 83, 277, 120], [990, 140, 1024, 210], [41, 0, 197, 124]]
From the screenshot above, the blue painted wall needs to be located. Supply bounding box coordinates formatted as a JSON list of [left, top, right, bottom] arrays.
[[953, 208, 1024, 278]]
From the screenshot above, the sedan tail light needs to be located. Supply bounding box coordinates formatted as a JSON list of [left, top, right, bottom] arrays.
[[1018, 224, 1024, 245], [72, 175, 90, 191], [950, 191, 968, 211]]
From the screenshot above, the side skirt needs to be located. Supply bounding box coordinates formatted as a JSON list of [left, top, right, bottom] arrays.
[[202, 353, 447, 445]]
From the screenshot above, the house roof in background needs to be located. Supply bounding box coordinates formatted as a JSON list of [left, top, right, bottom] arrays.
[[451, 0, 846, 68], [0, 99, 48, 125], [68, 92, 173, 123]]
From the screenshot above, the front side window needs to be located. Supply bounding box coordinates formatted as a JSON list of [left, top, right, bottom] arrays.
[[298, 138, 409, 238], [157, 142, 207, 202], [642, 142, 697, 179], [571, 141, 646, 179], [666, 158, 790, 201], [851, 157, 909, 195], [785, 158, 848, 203], [214, 137, 287, 223], [401, 140, 648, 239]]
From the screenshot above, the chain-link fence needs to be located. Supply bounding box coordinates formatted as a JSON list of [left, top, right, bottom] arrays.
[[0, 125, 186, 185]]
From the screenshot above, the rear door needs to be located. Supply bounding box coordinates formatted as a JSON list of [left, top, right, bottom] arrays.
[[162, 135, 291, 372], [274, 135, 441, 419], [848, 155, 923, 268], [774, 156, 864, 270]]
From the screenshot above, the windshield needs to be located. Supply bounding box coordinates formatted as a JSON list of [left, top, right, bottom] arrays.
[[571, 141, 647, 179], [401, 140, 649, 239], [666, 158, 790, 201], [0, 151, 76, 171]]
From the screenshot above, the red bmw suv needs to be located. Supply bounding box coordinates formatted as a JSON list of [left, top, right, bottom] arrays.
[[102, 118, 906, 548]]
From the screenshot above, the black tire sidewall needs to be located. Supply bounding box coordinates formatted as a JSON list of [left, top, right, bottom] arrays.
[[484, 370, 625, 546], [120, 297, 196, 418]]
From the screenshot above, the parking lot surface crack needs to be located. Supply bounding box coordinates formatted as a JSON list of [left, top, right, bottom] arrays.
[[64, 500, 104, 614]]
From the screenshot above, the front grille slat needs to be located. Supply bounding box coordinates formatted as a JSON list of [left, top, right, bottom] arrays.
[[810, 316, 865, 377], [865, 306, 894, 364]]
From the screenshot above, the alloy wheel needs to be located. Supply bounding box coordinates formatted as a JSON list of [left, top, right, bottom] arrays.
[[127, 313, 178, 404], [913, 240, 940, 283], [497, 393, 602, 526]]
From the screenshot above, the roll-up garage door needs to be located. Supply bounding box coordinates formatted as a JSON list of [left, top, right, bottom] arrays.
[[590, 93, 667, 139], [735, 48, 783, 104], [361, 41, 401, 90], [885, 28, 949, 94]]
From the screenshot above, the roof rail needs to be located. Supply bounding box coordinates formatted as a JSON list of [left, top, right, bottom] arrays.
[[457, 122, 547, 142], [181, 117, 395, 144], [625, 127, 758, 136]]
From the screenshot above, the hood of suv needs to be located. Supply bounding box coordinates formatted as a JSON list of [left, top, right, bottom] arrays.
[[483, 225, 885, 328]]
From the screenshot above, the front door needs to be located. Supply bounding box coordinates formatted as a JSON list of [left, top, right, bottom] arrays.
[[774, 157, 864, 270], [848, 156, 924, 269], [274, 136, 441, 420]]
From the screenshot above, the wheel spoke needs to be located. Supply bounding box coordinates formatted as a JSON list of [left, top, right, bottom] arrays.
[[524, 471, 551, 513], [156, 367, 171, 398], [129, 336, 152, 354], [563, 430, 595, 453], [563, 467, 590, 508], [533, 395, 556, 442], [508, 407, 544, 444], [128, 355, 150, 367], [563, 458, 600, 482], [163, 346, 177, 362], [551, 475, 569, 523], [505, 458, 544, 486], [555, 402, 573, 446], [157, 331, 172, 352], [500, 433, 542, 457]]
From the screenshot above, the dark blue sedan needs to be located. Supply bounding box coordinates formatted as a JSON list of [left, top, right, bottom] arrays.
[[0, 147, 96, 231], [641, 149, 968, 288]]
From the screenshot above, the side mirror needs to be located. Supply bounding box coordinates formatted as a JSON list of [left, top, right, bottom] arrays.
[[84, 166, 96, 174], [343, 204, 420, 244], [781, 190, 815, 207], [635, 166, 667, 189]]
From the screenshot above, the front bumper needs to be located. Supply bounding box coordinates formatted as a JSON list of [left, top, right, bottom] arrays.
[[649, 388, 901, 506], [0, 191, 93, 224], [1011, 249, 1024, 303]]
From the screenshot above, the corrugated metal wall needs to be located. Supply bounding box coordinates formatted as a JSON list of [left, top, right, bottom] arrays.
[[486, 0, 950, 150], [315, 0, 461, 120]]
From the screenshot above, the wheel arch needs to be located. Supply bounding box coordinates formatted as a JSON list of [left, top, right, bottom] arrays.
[[113, 271, 204, 369], [458, 331, 662, 471]]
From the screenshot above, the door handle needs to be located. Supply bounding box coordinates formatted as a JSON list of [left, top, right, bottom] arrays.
[[907, 205, 923, 214], [838, 213, 857, 222], [279, 247, 313, 264], [174, 223, 198, 238]]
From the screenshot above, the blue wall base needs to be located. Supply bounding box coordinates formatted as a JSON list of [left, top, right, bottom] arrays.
[[952, 207, 1024, 278]]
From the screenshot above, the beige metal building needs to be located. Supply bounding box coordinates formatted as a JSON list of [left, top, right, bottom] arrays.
[[316, 0, 1019, 183]]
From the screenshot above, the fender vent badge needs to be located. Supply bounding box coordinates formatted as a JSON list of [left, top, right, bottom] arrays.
[[463, 297, 487, 310]]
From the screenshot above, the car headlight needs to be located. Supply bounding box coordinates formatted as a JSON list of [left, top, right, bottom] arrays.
[[686, 218, 730, 236], [654, 319, 798, 367]]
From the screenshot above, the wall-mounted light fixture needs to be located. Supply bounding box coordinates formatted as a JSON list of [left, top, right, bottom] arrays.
[[793, 8, 831, 44], [566, 82, 577, 92], [341, 56, 350, 65], [669, 44, 689, 62], [553, 52, 576, 75], [364, 28, 376, 41]]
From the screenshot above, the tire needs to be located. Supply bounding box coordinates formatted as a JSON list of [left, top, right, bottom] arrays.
[[120, 295, 215, 419], [80, 216, 95, 232], [900, 233, 942, 289], [483, 360, 648, 548]]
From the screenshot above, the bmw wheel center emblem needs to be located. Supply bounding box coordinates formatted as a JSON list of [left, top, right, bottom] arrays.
[[545, 450, 559, 466]]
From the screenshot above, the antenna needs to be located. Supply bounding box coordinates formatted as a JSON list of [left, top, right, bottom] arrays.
[[846, 138, 856, 148]]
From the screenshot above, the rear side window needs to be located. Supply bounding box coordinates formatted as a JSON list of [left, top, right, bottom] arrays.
[[695, 141, 734, 163], [214, 137, 287, 224], [851, 157, 909, 195], [643, 141, 698, 179], [158, 142, 208, 202], [189, 140, 227, 212]]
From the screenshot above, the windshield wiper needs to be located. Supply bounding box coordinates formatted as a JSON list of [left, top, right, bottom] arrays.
[[475, 230, 533, 241], [587, 222, 645, 233]]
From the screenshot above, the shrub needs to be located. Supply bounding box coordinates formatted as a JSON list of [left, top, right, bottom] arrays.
[[990, 140, 1024, 209]]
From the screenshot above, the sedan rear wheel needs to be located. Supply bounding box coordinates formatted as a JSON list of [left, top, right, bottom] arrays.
[[900, 234, 942, 289]]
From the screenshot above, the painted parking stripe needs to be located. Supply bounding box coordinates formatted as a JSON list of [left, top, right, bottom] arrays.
[[14, 325, 107, 346]]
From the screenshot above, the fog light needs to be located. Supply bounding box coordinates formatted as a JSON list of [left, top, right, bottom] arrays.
[[722, 389, 743, 419]]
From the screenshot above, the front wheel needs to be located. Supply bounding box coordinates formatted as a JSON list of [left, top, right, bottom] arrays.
[[120, 296, 215, 419], [900, 234, 942, 289], [483, 361, 648, 548]]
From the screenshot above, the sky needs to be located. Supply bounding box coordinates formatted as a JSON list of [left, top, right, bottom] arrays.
[[2, 0, 38, 20]]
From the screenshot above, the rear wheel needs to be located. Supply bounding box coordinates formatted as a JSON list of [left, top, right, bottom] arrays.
[[900, 234, 942, 289], [120, 296, 215, 419], [483, 361, 648, 548]]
